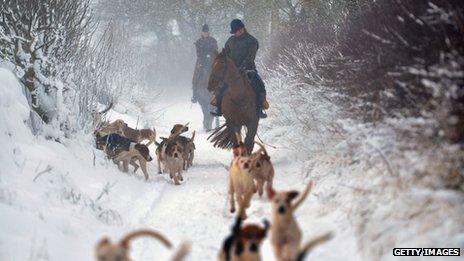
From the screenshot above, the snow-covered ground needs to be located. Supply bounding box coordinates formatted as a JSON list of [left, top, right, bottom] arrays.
[[0, 69, 361, 260]]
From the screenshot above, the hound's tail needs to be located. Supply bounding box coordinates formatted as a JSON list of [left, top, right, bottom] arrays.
[[98, 101, 114, 115], [119, 229, 173, 249], [297, 232, 333, 261], [170, 242, 191, 261], [208, 123, 235, 149]]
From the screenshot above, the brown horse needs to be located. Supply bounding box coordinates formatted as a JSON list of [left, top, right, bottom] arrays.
[[207, 50, 259, 152]]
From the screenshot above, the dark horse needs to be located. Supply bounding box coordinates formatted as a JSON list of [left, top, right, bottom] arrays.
[[192, 57, 219, 131], [207, 50, 259, 152]]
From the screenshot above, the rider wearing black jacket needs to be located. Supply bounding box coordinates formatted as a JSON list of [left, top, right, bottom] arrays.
[[211, 19, 267, 119]]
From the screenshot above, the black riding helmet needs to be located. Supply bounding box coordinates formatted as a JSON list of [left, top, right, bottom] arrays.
[[202, 24, 209, 33], [230, 19, 245, 34]]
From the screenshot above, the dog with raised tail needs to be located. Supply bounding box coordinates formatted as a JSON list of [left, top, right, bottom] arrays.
[[228, 133, 256, 219], [250, 142, 274, 197], [96, 229, 190, 261], [268, 181, 332, 261], [95, 229, 172, 261]]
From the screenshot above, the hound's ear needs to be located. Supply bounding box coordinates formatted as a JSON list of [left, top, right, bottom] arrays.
[[120, 238, 130, 249], [267, 187, 275, 199], [262, 219, 270, 235], [235, 132, 242, 143], [287, 191, 299, 202], [97, 237, 111, 249], [190, 131, 195, 141]]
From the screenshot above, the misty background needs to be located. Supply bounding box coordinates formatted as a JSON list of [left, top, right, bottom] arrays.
[[93, 0, 279, 96]]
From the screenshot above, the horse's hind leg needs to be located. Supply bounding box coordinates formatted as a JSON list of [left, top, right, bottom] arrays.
[[244, 121, 258, 153]]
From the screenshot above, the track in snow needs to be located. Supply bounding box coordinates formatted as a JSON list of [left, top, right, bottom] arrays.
[[108, 96, 360, 260]]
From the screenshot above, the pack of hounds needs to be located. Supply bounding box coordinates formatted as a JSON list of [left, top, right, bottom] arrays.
[[93, 113, 333, 261]]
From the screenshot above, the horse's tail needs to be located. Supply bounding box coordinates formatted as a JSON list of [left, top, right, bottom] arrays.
[[208, 123, 235, 149]]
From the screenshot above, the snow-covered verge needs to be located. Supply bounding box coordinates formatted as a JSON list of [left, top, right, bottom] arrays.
[[0, 69, 170, 260], [262, 70, 464, 260]]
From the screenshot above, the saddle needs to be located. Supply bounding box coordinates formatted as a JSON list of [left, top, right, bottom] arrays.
[[210, 94, 269, 109]]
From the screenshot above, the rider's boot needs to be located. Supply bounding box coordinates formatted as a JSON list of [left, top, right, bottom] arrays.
[[210, 106, 222, 117], [257, 92, 267, 119]]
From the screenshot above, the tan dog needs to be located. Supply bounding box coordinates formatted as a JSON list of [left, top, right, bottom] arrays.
[[113, 143, 153, 181], [250, 142, 274, 197], [95, 119, 125, 137], [170, 123, 189, 136], [118, 121, 157, 146], [95, 229, 172, 261], [219, 207, 269, 261], [268, 181, 331, 261], [228, 133, 256, 219]]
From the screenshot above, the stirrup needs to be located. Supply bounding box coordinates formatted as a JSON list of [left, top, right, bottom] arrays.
[[210, 109, 222, 116], [258, 110, 267, 119]]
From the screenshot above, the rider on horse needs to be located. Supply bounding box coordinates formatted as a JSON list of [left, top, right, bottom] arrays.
[[192, 24, 218, 103], [211, 19, 268, 119]]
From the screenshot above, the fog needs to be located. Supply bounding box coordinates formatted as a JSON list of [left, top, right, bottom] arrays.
[[93, 0, 276, 96]]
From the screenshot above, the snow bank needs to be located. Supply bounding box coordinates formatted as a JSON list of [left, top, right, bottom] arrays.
[[0, 69, 34, 171], [0, 71, 172, 260], [0, 69, 32, 140], [262, 67, 464, 260]]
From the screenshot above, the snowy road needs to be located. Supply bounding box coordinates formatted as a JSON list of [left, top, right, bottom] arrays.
[[109, 96, 361, 260]]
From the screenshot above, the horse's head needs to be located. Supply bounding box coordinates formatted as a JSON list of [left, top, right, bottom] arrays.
[[208, 49, 228, 92]]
